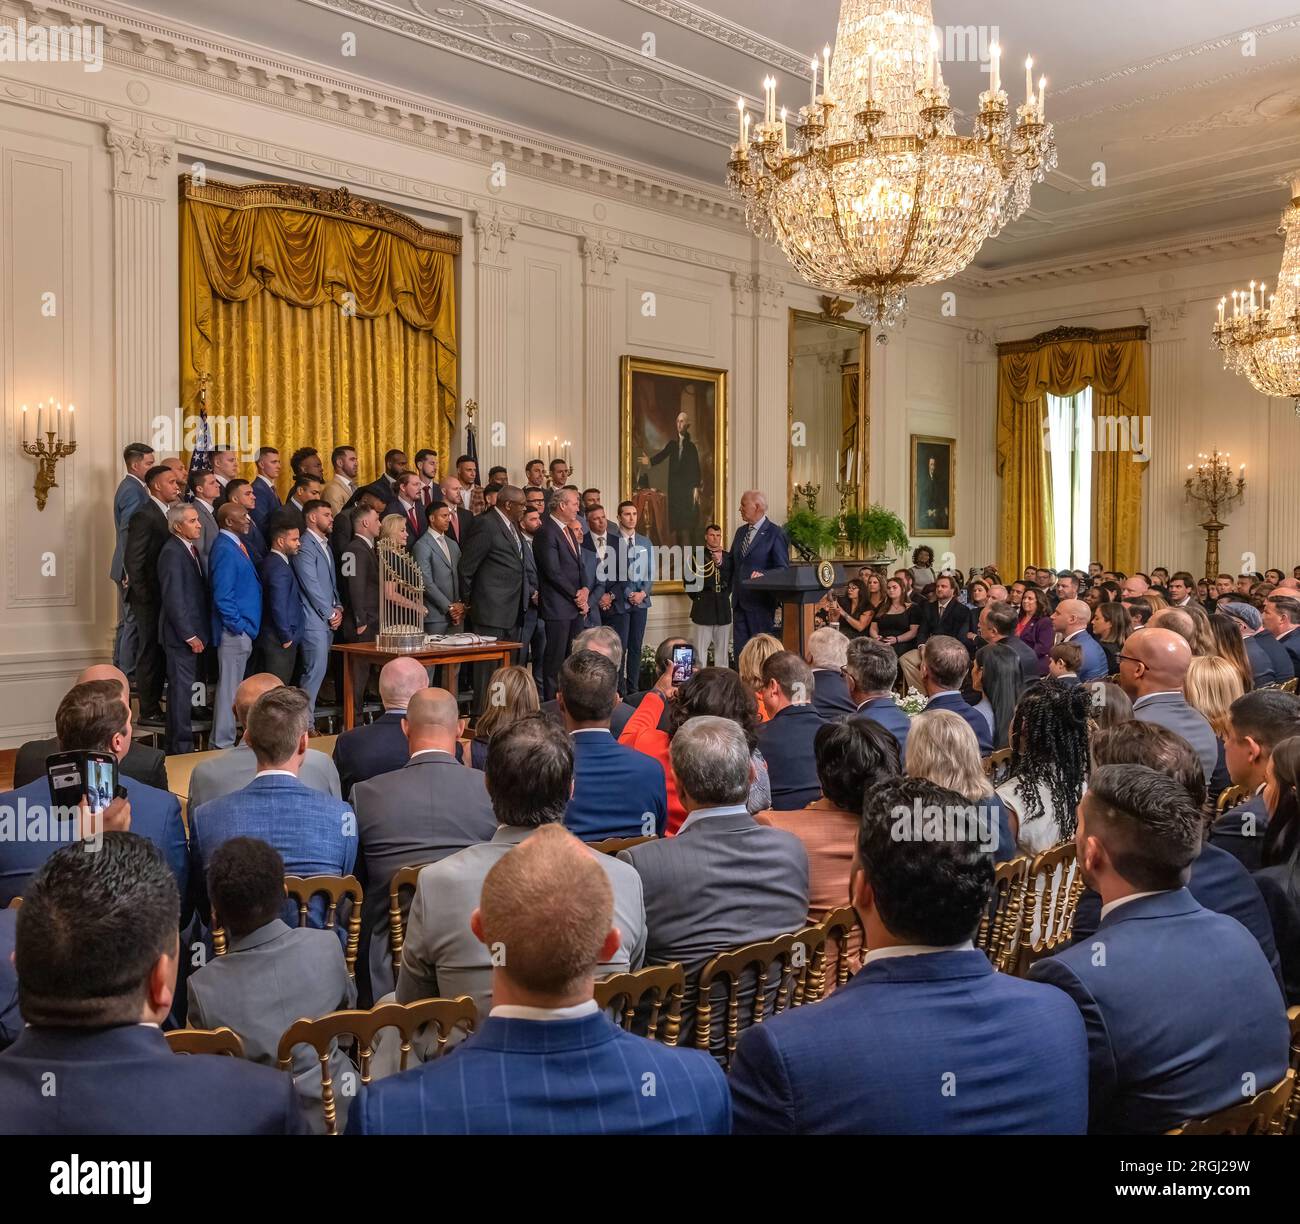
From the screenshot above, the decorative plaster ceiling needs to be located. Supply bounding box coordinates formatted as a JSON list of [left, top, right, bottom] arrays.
[[100, 0, 1300, 267]]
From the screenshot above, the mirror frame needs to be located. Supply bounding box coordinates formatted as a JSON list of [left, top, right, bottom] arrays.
[[787, 300, 871, 517]]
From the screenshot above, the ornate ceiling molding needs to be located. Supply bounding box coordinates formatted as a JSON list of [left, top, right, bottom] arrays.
[[619, 0, 813, 76]]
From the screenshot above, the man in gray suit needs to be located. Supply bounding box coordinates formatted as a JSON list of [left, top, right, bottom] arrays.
[[186, 674, 341, 813], [188, 468, 221, 561], [619, 716, 809, 1051], [352, 687, 498, 1004], [293, 499, 344, 715], [1120, 626, 1218, 784], [397, 714, 645, 1027], [187, 836, 355, 1133], [111, 442, 154, 674], [412, 502, 464, 634]]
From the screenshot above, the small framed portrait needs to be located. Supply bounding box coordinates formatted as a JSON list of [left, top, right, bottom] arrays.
[[910, 435, 955, 536], [620, 357, 727, 585]]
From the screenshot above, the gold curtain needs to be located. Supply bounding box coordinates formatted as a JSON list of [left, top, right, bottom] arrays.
[[179, 177, 459, 487], [996, 326, 1148, 578]]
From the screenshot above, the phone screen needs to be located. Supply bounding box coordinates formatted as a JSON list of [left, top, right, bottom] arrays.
[[671, 644, 695, 685], [46, 751, 118, 816]]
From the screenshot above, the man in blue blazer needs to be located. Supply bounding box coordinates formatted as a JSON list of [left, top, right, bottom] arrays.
[[730, 489, 790, 660], [844, 637, 910, 765], [577, 511, 607, 630], [0, 834, 308, 1135], [249, 445, 282, 538], [1052, 598, 1110, 682], [293, 499, 344, 716], [614, 502, 654, 694], [1030, 764, 1290, 1134], [755, 652, 827, 808], [0, 681, 189, 923], [209, 503, 263, 749], [1264, 593, 1300, 674], [919, 636, 992, 755], [1218, 600, 1287, 688], [557, 652, 667, 839], [332, 657, 428, 799], [730, 776, 1088, 1134], [110, 441, 153, 675], [255, 514, 304, 684], [534, 488, 589, 700], [157, 503, 211, 754], [346, 824, 729, 1134], [806, 627, 857, 719], [190, 686, 356, 933], [0, 906, 17, 1049]]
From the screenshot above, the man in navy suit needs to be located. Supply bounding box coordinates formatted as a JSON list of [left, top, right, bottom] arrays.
[[899, 573, 972, 692], [844, 637, 910, 765], [249, 445, 282, 538], [1211, 688, 1300, 870], [254, 514, 304, 684], [1219, 600, 1289, 687], [535, 487, 589, 700], [730, 489, 789, 660], [110, 441, 154, 675], [978, 601, 1042, 685], [0, 906, 17, 1049], [347, 823, 729, 1134], [730, 777, 1089, 1134], [383, 470, 429, 543], [157, 503, 211, 755], [1030, 764, 1290, 1134], [332, 657, 428, 799], [209, 503, 263, 750], [576, 506, 607, 630], [0, 833, 308, 1135], [805, 627, 856, 719], [124, 463, 184, 722], [557, 652, 667, 839], [755, 652, 827, 808], [1051, 598, 1110, 683], [0, 681, 189, 921], [585, 505, 632, 686], [919, 636, 992, 756], [1263, 593, 1300, 675]]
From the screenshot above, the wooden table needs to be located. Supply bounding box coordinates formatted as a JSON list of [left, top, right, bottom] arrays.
[[331, 640, 522, 730]]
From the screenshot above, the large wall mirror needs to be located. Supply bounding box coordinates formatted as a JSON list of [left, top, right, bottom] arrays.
[[788, 301, 870, 516]]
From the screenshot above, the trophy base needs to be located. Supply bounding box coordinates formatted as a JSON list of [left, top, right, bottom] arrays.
[[377, 631, 427, 654]]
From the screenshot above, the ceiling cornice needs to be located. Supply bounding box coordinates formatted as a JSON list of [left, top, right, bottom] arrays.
[[618, 0, 814, 76]]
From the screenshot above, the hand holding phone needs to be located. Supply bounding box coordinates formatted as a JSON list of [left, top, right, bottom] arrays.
[[671, 644, 695, 685]]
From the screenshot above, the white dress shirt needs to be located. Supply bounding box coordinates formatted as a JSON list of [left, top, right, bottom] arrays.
[[1099, 890, 1168, 921], [864, 940, 974, 967], [490, 1000, 599, 1021]]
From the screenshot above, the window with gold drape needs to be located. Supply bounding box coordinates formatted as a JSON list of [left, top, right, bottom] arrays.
[[995, 326, 1148, 579], [179, 176, 459, 490]]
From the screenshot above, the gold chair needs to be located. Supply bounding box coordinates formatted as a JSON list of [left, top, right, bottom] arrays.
[[981, 748, 1012, 779], [277, 996, 477, 1136], [977, 855, 1030, 974], [1282, 678, 1298, 695], [1216, 783, 1248, 814], [1167, 1069, 1295, 1135], [694, 934, 800, 1070], [788, 921, 829, 1005], [213, 875, 364, 975], [586, 835, 657, 855], [1013, 841, 1084, 977], [5, 897, 20, 909], [818, 906, 866, 996], [165, 1026, 245, 1057], [594, 963, 685, 1044], [387, 863, 431, 983], [1282, 1006, 1300, 1136]]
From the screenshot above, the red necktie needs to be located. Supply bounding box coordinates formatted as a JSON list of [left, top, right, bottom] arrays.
[[190, 544, 202, 574], [422, 485, 432, 508], [408, 507, 418, 537], [450, 513, 459, 542]]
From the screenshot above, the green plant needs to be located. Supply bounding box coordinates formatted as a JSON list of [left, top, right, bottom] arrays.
[[845, 504, 910, 556], [784, 508, 839, 559]]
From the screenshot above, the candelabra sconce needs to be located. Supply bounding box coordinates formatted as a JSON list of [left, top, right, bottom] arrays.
[[793, 481, 821, 515], [834, 480, 854, 560], [21, 400, 77, 511], [1184, 448, 1246, 581]]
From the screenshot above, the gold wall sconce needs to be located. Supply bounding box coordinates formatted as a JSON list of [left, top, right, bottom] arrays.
[[22, 399, 77, 511]]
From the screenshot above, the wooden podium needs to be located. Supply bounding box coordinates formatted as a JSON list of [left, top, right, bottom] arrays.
[[744, 563, 854, 657]]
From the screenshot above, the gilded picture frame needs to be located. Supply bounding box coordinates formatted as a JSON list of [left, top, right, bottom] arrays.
[[910, 434, 956, 537]]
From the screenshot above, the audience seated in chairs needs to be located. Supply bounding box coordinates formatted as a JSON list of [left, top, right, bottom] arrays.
[[331, 657, 429, 799], [1028, 764, 1291, 1134], [540, 626, 637, 737], [619, 716, 808, 1053], [0, 904, 18, 1050], [729, 776, 1089, 1135], [0, 834, 309, 1135], [348, 824, 727, 1134], [917, 636, 992, 756], [804, 627, 856, 719], [468, 663, 540, 769], [1254, 737, 1300, 1005], [737, 632, 783, 723], [397, 716, 645, 1027], [186, 837, 356, 1132], [844, 637, 911, 764], [755, 652, 827, 809]]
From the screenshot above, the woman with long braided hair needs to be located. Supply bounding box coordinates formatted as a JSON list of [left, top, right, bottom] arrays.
[[996, 679, 1092, 853]]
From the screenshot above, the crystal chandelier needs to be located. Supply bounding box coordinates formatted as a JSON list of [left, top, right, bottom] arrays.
[[1212, 172, 1300, 414], [726, 0, 1056, 327]]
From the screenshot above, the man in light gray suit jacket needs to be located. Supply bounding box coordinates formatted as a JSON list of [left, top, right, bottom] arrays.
[[293, 500, 344, 714], [619, 716, 809, 1054], [412, 502, 464, 634], [188, 468, 221, 561], [1120, 627, 1218, 784], [351, 688, 497, 1004], [187, 837, 356, 1133], [397, 715, 646, 1031], [186, 674, 341, 813]]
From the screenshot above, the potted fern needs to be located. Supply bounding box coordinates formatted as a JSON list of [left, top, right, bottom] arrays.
[[784, 508, 840, 561], [844, 504, 910, 563]]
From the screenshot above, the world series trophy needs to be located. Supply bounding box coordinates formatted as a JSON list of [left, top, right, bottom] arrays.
[[377, 538, 426, 652]]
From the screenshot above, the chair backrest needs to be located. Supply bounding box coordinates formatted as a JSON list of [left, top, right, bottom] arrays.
[[694, 933, 800, 1070], [387, 863, 431, 982], [817, 906, 866, 997], [165, 1026, 245, 1057], [1167, 1068, 1295, 1135], [1216, 783, 1248, 814], [1283, 1006, 1300, 1137], [976, 855, 1030, 973], [283, 875, 364, 978], [586, 834, 657, 855], [1014, 840, 1084, 975], [1282, 677, 1299, 695], [593, 963, 685, 1044], [277, 996, 477, 1135]]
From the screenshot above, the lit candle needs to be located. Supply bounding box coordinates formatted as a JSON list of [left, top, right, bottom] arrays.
[[780, 106, 788, 150], [990, 42, 1001, 94], [810, 56, 818, 107], [37, 401, 44, 438], [55, 401, 62, 440], [931, 30, 940, 91], [1038, 75, 1046, 118], [867, 44, 875, 100], [1025, 56, 1034, 107], [1218, 298, 1225, 325], [68, 404, 75, 444], [20, 403, 27, 446], [1249, 281, 1257, 311], [823, 45, 831, 97], [845, 447, 854, 483], [926, 38, 935, 92]]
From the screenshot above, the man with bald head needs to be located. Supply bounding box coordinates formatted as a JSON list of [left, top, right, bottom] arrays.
[[331, 656, 429, 799], [185, 673, 341, 813], [13, 665, 168, 790], [1119, 626, 1218, 783], [350, 686, 496, 1002], [1050, 597, 1109, 682]]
